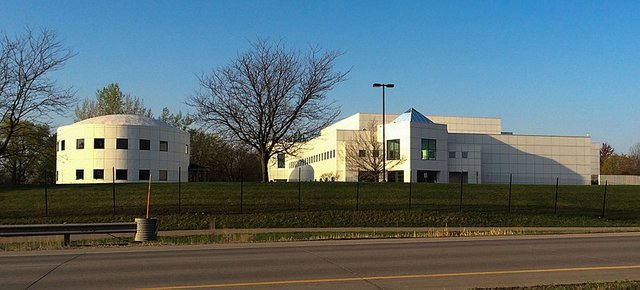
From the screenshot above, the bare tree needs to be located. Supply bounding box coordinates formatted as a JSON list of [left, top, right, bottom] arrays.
[[189, 40, 347, 182], [344, 123, 405, 182], [0, 28, 75, 158]]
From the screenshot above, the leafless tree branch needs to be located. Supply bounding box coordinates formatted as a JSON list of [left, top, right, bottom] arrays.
[[188, 39, 347, 181]]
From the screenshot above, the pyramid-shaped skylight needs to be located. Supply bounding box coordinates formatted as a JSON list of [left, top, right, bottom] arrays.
[[392, 108, 433, 123]]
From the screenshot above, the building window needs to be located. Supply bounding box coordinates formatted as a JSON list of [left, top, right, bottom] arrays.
[[115, 169, 127, 180], [159, 170, 168, 181], [139, 139, 151, 150], [160, 141, 168, 151], [421, 139, 436, 160], [61, 140, 65, 151], [94, 138, 105, 149], [116, 138, 128, 149], [185, 145, 189, 154], [56, 171, 58, 181], [76, 138, 84, 149], [75, 169, 84, 180], [93, 169, 104, 180], [462, 151, 469, 159], [373, 150, 379, 158], [56, 142, 59, 151], [139, 169, 150, 181], [449, 151, 456, 159], [387, 139, 400, 160], [359, 150, 366, 157], [277, 153, 285, 168]]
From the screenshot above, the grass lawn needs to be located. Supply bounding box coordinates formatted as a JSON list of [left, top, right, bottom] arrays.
[[1, 182, 639, 230]]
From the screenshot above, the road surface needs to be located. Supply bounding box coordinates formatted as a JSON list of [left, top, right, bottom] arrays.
[[2, 233, 640, 289]]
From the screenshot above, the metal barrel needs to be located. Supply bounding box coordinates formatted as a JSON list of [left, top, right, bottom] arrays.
[[134, 218, 158, 242]]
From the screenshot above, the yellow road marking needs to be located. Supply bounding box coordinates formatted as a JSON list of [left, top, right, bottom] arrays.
[[140, 265, 640, 289]]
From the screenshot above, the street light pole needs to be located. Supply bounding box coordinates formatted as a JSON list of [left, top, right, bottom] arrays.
[[373, 83, 394, 182]]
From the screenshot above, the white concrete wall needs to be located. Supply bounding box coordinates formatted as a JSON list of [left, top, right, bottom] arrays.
[[56, 120, 189, 184], [428, 115, 501, 134], [449, 133, 594, 185], [600, 175, 640, 185]]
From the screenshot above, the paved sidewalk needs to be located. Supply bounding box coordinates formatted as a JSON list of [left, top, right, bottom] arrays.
[[3, 227, 640, 243]]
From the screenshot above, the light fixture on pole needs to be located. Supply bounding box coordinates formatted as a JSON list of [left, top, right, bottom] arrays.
[[373, 83, 394, 182]]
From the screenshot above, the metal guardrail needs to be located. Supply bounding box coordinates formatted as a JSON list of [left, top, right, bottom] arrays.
[[0, 222, 137, 246]]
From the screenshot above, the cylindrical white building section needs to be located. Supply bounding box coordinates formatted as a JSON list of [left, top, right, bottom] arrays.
[[56, 114, 189, 184]]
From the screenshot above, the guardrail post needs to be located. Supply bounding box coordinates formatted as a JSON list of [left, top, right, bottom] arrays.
[[64, 234, 70, 247]]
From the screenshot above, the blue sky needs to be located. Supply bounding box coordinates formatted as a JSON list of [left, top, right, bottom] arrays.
[[2, 0, 639, 153]]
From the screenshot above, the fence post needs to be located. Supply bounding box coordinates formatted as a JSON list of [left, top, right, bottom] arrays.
[[44, 171, 48, 217], [508, 173, 512, 213], [601, 180, 608, 218], [112, 167, 116, 215], [240, 171, 244, 214], [178, 166, 182, 214], [356, 180, 360, 210], [459, 171, 463, 212], [554, 177, 559, 214], [408, 179, 412, 210], [298, 168, 301, 211]]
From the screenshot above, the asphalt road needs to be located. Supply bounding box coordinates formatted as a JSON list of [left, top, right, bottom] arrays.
[[2, 233, 640, 289]]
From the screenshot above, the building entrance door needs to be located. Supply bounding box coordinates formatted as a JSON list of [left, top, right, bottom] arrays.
[[417, 170, 439, 183]]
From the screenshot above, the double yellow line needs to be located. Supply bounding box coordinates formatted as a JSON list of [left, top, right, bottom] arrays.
[[142, 265, 640, 289]]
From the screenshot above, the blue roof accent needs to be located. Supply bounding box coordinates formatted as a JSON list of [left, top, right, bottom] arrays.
[[392, 108, 433, 123]]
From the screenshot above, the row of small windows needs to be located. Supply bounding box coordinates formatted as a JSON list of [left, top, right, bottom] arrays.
[[72, 169, 169, 181], [282, 150, 337, 169], [449, 151, 469, 159], [57, 138, 186, 153]]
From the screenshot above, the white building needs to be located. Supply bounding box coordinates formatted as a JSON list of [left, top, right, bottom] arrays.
[[268, 109, 600, 185], [56, 114, 189, 184]]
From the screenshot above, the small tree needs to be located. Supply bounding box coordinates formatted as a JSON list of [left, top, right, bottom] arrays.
[[600, 143, 615, 167], [0, 28, 75, 158], [159, 107, 193, 131], [344, 123, 405, 182], [189, 40, 347, 182], [74, 83, 152, 121]]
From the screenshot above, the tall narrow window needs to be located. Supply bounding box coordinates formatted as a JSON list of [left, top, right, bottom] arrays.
[[61, 140, 65, 151], [159, 141, 168, 151], [462, 151, 468, 159], [75, 169, 84, 180], [93, 169, 104, 180], [76, 139, 84, 149], [387, 139, 400, 160], [185, 144, 189, 154], [159, 170, 168, 181], [115, 169, 127, 180], [277, 153, 285, 168], [139, 139, 150, 150], [116, 138, 128, 149], [421, 139, 436, 160], [94, 138, 105, 149]]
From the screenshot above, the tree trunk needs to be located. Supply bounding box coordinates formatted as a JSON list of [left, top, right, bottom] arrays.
[[259, 151, 269, 182]]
